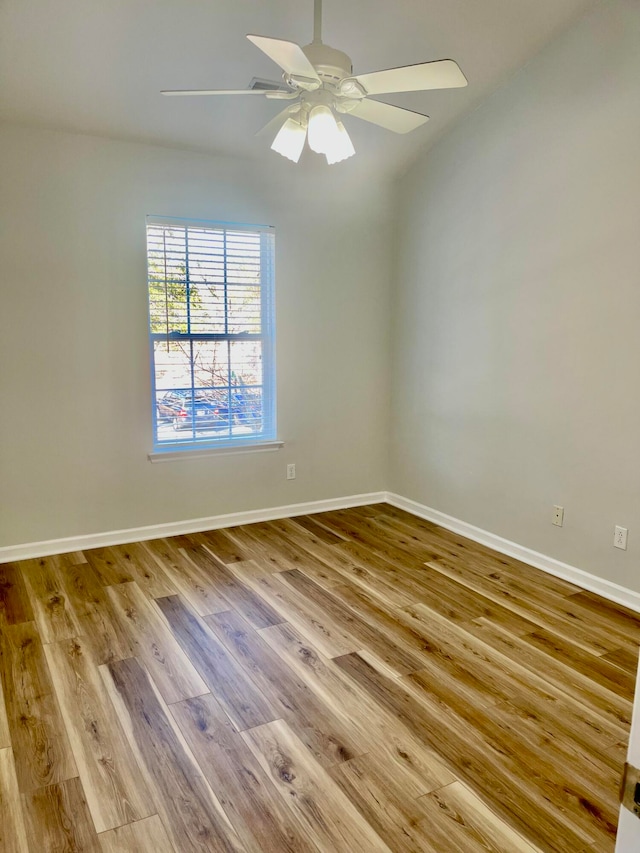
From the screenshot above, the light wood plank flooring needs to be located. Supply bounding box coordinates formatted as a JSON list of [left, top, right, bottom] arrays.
[[1, 503, 638, 852]]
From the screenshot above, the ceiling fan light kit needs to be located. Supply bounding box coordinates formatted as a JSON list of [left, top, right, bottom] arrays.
[[161, 0, 468, 165]]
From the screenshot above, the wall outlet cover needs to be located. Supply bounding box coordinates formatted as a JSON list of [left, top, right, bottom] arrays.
[[614, 525, 628, 550]]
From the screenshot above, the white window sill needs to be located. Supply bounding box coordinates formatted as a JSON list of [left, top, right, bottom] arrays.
[[148, 440, 284, 463]]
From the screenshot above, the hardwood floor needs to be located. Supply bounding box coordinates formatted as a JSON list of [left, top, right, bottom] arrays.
[[1, 503, 638, 852]]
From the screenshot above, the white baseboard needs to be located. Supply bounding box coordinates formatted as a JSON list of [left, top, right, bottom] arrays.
[[4, 487, 639, 615], [386, 492, 640, 615], [0, 491, 387, 563]]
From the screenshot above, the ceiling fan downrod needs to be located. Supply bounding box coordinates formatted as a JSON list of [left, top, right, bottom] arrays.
[[313, 0, 323, 44]]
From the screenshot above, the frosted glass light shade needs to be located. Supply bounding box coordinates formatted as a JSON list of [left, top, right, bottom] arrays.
[[307, 105, 340, 154], [325, 121, 356, 165], [271, 118, 307, 163]]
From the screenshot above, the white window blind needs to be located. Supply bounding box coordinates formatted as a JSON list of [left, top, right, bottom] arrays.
[[147, 218, 276, 451]]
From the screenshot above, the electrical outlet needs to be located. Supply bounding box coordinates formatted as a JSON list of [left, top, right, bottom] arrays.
[[614, 526, 628, 550], [286, 463, 296, 480], [552, 505, 564, 527]]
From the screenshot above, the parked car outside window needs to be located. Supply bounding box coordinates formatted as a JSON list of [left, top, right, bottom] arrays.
[[156, 389, 231, 431]]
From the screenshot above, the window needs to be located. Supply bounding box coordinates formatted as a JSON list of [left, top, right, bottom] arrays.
[[147, 218, 276, 452]]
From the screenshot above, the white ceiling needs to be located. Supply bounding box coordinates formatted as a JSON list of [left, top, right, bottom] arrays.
[[0, 0, 597, 176]]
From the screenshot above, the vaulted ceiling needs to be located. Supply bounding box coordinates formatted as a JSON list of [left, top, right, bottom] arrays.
[[0, 0, 597, 176]]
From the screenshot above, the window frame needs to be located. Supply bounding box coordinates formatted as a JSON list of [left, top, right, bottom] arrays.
[[146, 216, 277, 455]]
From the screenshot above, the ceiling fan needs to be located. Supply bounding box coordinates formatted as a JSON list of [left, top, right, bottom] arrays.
[[161, 0, 467, 165]]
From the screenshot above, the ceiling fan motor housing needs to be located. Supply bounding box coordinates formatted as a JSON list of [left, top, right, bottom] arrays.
[[302, 43, 352, 85]]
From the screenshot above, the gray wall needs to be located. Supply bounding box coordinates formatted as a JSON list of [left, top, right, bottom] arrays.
[[390, 0, 640, 591], [0, 124, 392, 546]]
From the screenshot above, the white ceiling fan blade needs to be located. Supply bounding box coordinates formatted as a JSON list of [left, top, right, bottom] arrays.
[[247, 34, 320, 81], [256, 105, 300, 139], [349, 59, 467, 96], [161, 89, 272, 96], [349, 99, 429, 133]]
